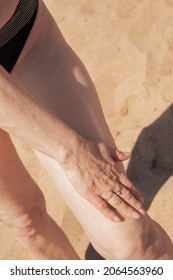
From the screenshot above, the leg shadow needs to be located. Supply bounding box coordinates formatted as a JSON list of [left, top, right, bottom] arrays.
[[127, 104, 173, 210], [85, 243, 105, 260]]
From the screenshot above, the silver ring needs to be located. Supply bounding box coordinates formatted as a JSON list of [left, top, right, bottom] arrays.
[[115, 184, 123, 196]]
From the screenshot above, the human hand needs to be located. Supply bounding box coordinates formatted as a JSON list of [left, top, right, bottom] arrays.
[[63, 138, 144, 222]]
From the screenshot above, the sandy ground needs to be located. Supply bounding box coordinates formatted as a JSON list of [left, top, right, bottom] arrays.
[[0, 0, 173, 260]]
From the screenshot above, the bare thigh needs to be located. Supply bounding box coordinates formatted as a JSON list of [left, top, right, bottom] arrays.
[[11, 2, 173, 259]]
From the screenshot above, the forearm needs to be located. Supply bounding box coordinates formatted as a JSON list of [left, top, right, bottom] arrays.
[[0, 66, 81, 164]]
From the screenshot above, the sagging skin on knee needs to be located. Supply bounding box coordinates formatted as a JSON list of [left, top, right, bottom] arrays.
[[0, 190, 47, 240], [92, 214, 173, 260], [0, 129, 48, 240]]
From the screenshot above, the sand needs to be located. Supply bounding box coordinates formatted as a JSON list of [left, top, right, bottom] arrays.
[[0, 0, 173, 259]]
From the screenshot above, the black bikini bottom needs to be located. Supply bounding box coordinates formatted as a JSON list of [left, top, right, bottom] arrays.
[[0, 7, 38, 73]]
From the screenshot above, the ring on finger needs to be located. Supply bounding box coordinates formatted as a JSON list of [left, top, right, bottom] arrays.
[[115, 184, 123, 196]]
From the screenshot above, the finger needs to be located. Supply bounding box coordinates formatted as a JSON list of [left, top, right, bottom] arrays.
[[115, 184, 142, 211], [118, 173, 144, 204], [99, 173, 143, 210], [86, 193, 122, 222], [102, 191, 141, 220], [109, 148, 131, 161]]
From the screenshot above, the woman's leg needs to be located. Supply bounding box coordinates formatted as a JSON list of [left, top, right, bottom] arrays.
[[12, 0, 173, 259], [0, 129, 79, 259]]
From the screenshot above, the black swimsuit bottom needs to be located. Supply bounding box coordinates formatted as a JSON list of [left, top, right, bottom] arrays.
[[0, 1, 38, 73]]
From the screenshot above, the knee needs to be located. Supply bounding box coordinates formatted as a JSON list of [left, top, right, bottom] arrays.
[[1, 193, 47, 242], [93, 227, 158, 260], [12, 205, 46, 239], [91, 219, 154, 260], [93, 242, 143, 260], [94, 240, 149, 260]]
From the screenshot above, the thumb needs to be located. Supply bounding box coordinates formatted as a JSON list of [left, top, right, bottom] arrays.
[[110, 148, 131, 161]]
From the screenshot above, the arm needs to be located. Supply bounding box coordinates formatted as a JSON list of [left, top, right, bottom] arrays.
[[0, 66, 143, 221], [0, 66, 80, 163]]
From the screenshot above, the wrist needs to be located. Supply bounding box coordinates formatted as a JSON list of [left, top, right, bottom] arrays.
[[55, 132, 83, 168]]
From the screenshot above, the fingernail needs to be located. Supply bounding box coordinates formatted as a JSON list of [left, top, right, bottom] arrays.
[[132, 211, 140, 219], [140, 196, 144, 204], [122, 152, 131, 156], [139, 208, 146, 215], [113, 216, 121, 222]]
